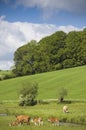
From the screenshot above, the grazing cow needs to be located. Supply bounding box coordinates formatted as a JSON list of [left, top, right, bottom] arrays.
[[48, 117, 59, 126], [63, 105, 69, 113], [31, 117, 43, 126], [9, 120, 18, 126], [16, 115, 31, 125]]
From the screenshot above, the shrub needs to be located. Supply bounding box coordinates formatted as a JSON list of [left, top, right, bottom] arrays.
[[57, 87, 68, 102], [19, 81, 38, 106]]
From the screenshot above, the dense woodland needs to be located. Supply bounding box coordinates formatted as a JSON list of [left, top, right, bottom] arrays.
[[13, 29, 86, 76]]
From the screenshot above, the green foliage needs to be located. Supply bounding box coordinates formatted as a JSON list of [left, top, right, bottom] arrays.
[[12, 29, 86, 76], [0, 70, 15, 80], [13, 29, 86, 76], [13, 40, 37, 76], [19, 81, 38, 106]]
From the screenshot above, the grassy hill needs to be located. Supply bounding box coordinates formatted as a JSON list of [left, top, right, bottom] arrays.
[[0, 65, 86, 101]]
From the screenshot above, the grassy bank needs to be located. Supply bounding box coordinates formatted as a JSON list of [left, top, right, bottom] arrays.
[[0, 115, 86, 130]]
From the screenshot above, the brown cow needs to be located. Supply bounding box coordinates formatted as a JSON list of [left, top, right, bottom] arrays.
[[9, 120, 18, 126], [16, 115, 31, 125], [48, 117, 59, 126], [31, 117, 43, 126]]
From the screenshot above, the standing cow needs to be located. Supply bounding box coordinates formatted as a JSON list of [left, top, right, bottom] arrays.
[[16, 115, 31, 125], [31, 117, 43, 126], [9, 120, 18, 126], [48, 117, 59, 126]]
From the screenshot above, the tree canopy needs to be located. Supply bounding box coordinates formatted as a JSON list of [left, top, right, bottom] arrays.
[[13, 29, 86, 76]]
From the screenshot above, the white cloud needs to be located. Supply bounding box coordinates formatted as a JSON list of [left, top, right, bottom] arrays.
[[0, 16, 84, 70], [2, 0, 86, 17], [2, 0, 86, 20], [58, 25, 79, 33], [0, 61, 14, 70], [15, 0, 86, 14]]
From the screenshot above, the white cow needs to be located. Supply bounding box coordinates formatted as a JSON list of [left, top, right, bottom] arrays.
[[63, 105, 69, 113], [31, 117, 43, 126]]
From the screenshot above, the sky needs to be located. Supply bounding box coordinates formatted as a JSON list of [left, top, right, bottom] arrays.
[[0, 0, 86, 70]]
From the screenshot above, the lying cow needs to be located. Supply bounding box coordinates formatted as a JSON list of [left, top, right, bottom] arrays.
[[48, 117, 59, 126], [31, 117, 43, 126], [63, 105, 69, 113], [16, 115, 31, 125]]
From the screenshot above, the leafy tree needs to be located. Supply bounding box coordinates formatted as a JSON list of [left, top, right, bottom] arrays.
[[13, 40, 37, 76], [19, 81, 38, 106], [64, 31, 84, 67], [38, 31, 66, 70], [79, 29, 86, 65], [12, 29, 86, 76], [57, 87, 68, 103]]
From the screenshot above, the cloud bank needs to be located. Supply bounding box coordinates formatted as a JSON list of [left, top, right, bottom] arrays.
[[3, 0, 86, 14], [0, 16, 84, 70], [2, 0, 86, 20]]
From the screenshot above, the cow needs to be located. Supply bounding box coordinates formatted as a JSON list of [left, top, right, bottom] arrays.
[[9, 120, 18, 126], [48, 117, 59, 126], [31, 117, 43, 126], [15, 115, 31, 125], [63, 105, 69, 113]]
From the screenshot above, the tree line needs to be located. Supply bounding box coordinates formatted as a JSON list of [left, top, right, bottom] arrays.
[[12, 29, 86, 76]]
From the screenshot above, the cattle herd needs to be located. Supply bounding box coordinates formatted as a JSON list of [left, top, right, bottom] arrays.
[[9, 115, 60, 126], [9, 105, 69, 127]]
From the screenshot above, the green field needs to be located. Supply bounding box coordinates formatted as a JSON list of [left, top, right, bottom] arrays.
[[0, 65, 86, 101], [0, 102, 86, 130], [0, 66, 86, 130]]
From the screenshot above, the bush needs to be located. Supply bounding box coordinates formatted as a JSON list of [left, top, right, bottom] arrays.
[[19, 81, 38, 106], [19, 100, 25, 106], [57, 87, 68, 103], [1, 73, 16, 80]]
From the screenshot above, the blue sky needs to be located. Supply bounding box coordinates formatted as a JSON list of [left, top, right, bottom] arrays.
[[0, 0, 86, 70], [0, 0, 86, 26]]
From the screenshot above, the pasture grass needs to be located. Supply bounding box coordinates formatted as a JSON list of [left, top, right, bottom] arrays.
[[0, 102, 86, 125], [0, 66, 86, 129], [0, 65, 86, 101]]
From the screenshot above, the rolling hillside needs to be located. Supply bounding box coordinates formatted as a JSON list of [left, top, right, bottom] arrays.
[[0, 65, 86, 101]]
